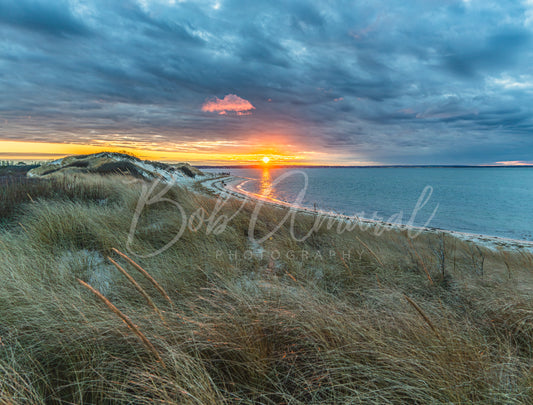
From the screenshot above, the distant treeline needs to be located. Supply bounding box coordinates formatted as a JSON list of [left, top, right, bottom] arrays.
[[0, 163, 40, 177], [0, 160, 41, 166]]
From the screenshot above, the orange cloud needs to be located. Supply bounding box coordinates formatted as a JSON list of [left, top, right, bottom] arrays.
[[201, 94, 255, 114]]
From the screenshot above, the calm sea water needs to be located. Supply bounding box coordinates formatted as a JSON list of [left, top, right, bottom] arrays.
[[205, 167, 533, 242]]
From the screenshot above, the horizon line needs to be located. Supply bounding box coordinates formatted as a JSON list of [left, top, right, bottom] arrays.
[[198, 164, 533, 169]]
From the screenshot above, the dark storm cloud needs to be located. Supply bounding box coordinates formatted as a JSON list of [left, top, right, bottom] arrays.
[[0, 0, 89, 36], [1, 0, 533, 163], [442, 27, 531, 77]]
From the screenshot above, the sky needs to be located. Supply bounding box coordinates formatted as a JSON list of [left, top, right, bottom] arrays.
[[1, 0, 533, 165]]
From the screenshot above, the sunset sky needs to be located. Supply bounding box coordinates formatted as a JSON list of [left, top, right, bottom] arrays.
[[1, 0, 533, 165]]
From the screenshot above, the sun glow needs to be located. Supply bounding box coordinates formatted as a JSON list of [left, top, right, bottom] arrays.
[[0, 140, 339, 165]]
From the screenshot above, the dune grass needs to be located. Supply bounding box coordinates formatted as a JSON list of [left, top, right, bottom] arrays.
[[0, 173, 532, 404]]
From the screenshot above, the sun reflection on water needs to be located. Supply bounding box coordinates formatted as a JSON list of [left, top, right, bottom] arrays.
[[259, 168, 273, 198]]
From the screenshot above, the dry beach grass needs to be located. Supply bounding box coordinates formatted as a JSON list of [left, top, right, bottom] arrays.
[[0, 170, 532, 404]]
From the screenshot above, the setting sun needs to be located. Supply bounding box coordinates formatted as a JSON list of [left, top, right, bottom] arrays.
[[262, 156, 270, 164]]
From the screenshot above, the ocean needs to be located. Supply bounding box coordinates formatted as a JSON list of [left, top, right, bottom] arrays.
[[204, 167, 533, 242]]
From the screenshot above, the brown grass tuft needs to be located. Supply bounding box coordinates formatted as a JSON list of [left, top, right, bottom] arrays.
[[111, 248, 173, 305], [77, 278, 166, 368]]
